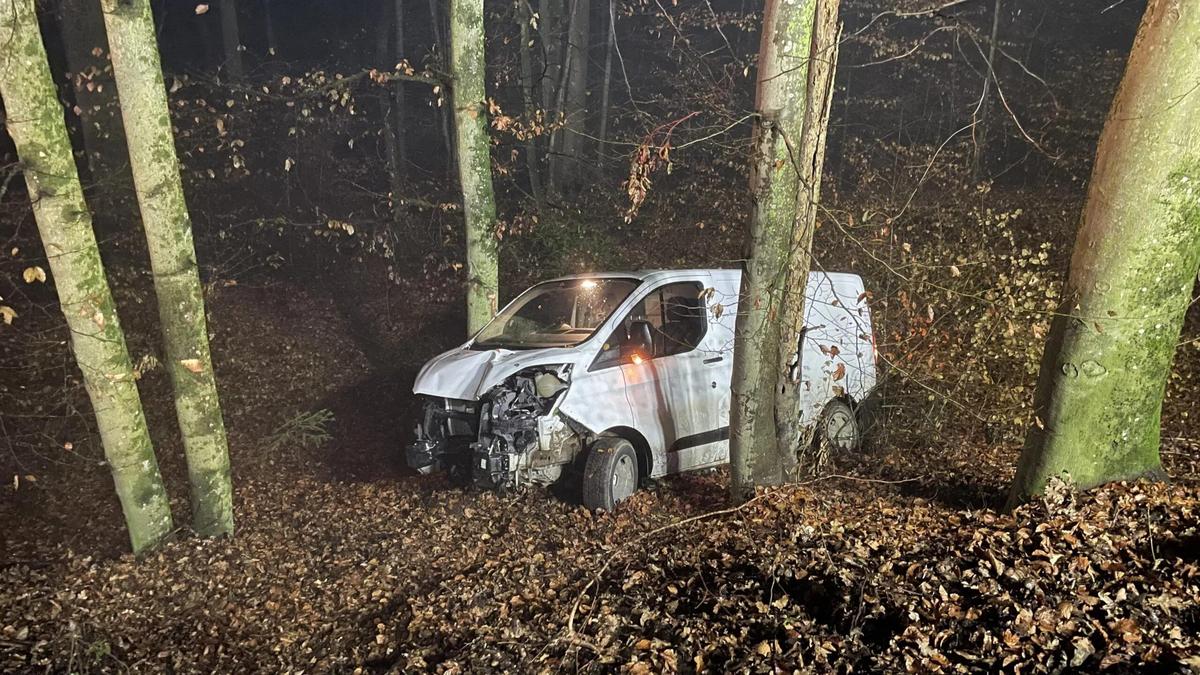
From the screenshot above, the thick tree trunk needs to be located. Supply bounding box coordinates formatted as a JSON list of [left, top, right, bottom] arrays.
[[101, 0, 234, 537], [0, 0, 173, 554], [58, 0, 130, 191], [558, 0, 591, 188], [1010, 0, 1200, 504], [517, 0, 546, 206], [774, 0, 840, 474], [728, 0, 823, 500], [450, 0, 501, 334], [219, 0, 244, 79]]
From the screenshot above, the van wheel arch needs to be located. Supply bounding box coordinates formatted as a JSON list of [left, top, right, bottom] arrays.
[[598, 427, 653, 484]]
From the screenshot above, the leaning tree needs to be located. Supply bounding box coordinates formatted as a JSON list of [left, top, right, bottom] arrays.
[[0, 0, 173, 553], [1010, 0, 1200, 504], [101, 0, 235, 536]]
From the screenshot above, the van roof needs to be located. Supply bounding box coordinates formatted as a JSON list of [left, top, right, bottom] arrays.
[[544, 269, 863, 285]]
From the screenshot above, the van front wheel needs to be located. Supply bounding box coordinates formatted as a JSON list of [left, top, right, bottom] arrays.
[[582, 438, 639, 511]]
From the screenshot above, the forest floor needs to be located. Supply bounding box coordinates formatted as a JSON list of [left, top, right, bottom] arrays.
[[2, 270, 1199, 674]]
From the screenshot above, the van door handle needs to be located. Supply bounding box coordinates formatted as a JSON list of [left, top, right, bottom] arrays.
[[703, 356, 724, 365]]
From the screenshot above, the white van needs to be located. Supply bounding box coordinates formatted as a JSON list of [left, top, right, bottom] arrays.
[[407, 269, 877, 509]]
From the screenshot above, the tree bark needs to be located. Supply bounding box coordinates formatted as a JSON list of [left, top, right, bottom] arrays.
[[728, 0, 823, 500], [596, 0, 615, 161], [517, 0, 546, 206], [450, 0, 501, 334], [376, 0, 404, 220], [972, 0, 1001, 181], [101, 0, 234, 537], [430, 0, 457, 171], [219, 0, 244, 80], [392, 0, 408, 172], [558, 0, 591, 189], [774, 0, 841, 476], [264, 0, 278, 56], [1010, 0, 1200, 505], [0, 0, 173, 554]]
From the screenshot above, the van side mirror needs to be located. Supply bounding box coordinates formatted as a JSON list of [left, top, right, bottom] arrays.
[[621, 320, 654, 362]]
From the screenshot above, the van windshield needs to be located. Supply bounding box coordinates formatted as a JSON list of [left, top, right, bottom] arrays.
[[473, 278, 639, 349]]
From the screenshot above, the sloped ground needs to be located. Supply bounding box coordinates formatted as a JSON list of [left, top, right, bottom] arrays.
[[2, 274, 1199, 673]]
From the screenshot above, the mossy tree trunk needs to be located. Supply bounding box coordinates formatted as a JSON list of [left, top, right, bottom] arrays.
[[1009, 0, 1200, 505], [774, 0, 840, 475], [450, 0, 500, 334], [101, 0, 234, 536], [729, 0, 837, 500], [0, 0, 173, 554]]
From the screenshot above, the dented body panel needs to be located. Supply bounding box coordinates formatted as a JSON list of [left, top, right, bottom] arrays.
[[407, 269, 877, 490]]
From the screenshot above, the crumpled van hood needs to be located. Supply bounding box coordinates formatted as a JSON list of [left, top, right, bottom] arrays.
[[412, 344, 578, 400]]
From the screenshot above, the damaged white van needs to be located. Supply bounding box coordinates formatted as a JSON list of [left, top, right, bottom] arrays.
[[407, 269, 877, 510]]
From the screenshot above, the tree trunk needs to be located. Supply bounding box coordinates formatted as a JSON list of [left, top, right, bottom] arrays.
[[377, 0, 403, 220], [596, 0, 615, 161], [101, 0, 235, 537], [728, 0, 824, 500], [430, 0, 457, 171], [774, 0, 841, 475], [219, 0, 243, 79], [972, 0, 1001, 181], [58, 0, 130, 191], [1009, 0, 1200, 505], [558, 0, 591, 189], [450, 0, 501, 334], [264, 0, 278, 56], [392, 0, 408, 172], [0, 0, 173, 554], [540, 0, 564, 192], [517, 0, 546, 206]]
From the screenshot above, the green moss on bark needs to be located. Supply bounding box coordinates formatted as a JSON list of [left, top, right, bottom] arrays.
[[1011, 0, 1200, 504], [101, 0, 234, 536], [0, 0, 172, 553], [450, 0, 500, 335]]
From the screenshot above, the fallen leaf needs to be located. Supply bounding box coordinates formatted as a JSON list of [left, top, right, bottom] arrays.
[[180, 359, 204, 373]]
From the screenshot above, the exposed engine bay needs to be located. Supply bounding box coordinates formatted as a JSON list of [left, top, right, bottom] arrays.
[[406, 364, 586, 490]]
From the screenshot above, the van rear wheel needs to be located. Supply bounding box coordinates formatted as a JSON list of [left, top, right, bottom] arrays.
[[582, 438, 639, 511], [819, 399, 861, 453]]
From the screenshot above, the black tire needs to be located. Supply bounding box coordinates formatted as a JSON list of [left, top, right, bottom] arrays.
[[582, 438, 639, 511], [818, 398, 861, 453]]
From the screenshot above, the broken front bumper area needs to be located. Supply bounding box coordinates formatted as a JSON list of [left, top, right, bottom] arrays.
[[407, 366, 578, 489]]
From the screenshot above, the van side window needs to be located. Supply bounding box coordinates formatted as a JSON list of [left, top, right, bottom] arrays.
[[591, 281, 708, 370]]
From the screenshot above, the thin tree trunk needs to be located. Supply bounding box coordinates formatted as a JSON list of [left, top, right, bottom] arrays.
[[596, 0, 615, 160], [774, 0, 841, 474], [101, 0, 234, 537], [1009, 0, 1200, 505], [0, 0, 173, 554], [218, 0, 243, 79], [728, 0, 823, 500], [450, 0, 501, 334], [264, 0, 278, 56], [517, 0, 545, 206], [430, 0, 457, 170], [540, 0, 564, 192], [393, 0, 408, 171], [559, 0, 591, 190], [972, 0, 1001, 181], [377, 0, 403, 220]]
